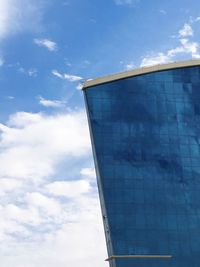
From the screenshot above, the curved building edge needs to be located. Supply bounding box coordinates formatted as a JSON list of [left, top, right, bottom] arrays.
[[83, 59, 200, 89]]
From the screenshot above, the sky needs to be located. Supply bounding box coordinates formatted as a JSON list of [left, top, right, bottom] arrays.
[[0, 0, 200, 266]]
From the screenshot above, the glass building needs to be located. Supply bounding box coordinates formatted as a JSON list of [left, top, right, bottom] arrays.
[[83, 60, 200, 267]]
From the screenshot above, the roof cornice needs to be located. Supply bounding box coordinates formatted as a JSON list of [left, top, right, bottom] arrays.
[[83, 59, 200, 89]]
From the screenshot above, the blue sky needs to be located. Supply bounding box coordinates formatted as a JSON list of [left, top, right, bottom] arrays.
[[0, 0, 200, 266]]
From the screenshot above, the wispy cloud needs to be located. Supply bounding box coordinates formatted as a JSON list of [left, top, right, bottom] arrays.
[[64, 74, 83, 82], [140, 22, 200, 67], [64, 59, 72, 67], [114, 0, 139, 5], [6, 96, 15, 100], [34, 38, 58, 52], [18, 67, 37, 77], [0, 57, 4, 66], [0, 0, 45, 39], [52, 70, 83, 82], [62, 1, 70, 6], [159, 9, 167, 15], [52, 69, 63, 79], [179, 23, 193, 37], [38, 96, 66, 108], [76, 83, 83, 90], [125, 62, 135, 70]]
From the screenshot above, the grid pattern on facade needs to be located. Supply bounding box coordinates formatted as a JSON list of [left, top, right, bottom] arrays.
[[84, 66, 200, 267]]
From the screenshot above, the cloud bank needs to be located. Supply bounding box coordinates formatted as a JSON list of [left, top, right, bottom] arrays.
[[0, 110, 107, 267]]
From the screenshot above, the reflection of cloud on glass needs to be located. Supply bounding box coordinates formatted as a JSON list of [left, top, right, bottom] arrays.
[[84, 64, 200, 260]]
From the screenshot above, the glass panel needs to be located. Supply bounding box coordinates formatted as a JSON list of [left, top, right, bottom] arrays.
[[84, 65, 200, 267]]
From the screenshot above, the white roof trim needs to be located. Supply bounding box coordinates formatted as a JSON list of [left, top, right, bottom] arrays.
[[83, 59, 200, 89]]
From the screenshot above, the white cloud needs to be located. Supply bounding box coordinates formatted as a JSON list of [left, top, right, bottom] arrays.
[[38, 97, 65, 108], [46, 180, 91, 198], [28, 69, 37, 77], [3, 203, 42, 227], [0, 57, 4, 66], [80, 167, 96, 179], [0, 0, 44, 39], [76, 83, 83, 90], [52, 70, 63, 79], [19, 67, 37, 77], [34, 38, 58, 52], [140, 52, 170, 67], [27, 192, 62, 217], [180, 38, 199, 57], [64, 74, 83, 82], [83, 60, 90, 65], [64, 58, 72, 67], [6, 96, 15, 100], [125, 62, 135, 70], [0, 109, 107, 267], [7, 112, 41, 127], [159, 9, 167, 15], [0, 111, 91, 181], [0, 179, 22, 196], [140, 22, 200, 67], [179, 23, 193, 37], [0, 195, 107, 267], [168, 38, 200, 59], [114, 0, 139, 5], [52, 70, 83, 82]]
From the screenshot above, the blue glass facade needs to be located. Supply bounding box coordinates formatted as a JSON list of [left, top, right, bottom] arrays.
[[83, 65, 200, 267]]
